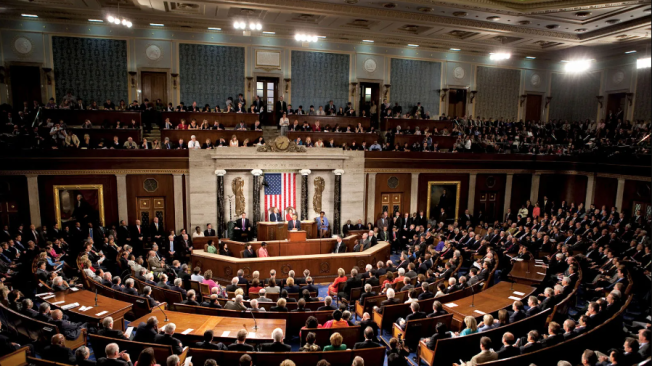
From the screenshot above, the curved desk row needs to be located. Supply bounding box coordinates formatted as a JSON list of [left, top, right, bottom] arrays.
[[191, 242, 391, 282]]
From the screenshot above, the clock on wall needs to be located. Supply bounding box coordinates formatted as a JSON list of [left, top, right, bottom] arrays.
[[14, 37, 33, 55], [364, 58, 377, 73], [453, 66, 465, 79], [145, 45, 162, 61]]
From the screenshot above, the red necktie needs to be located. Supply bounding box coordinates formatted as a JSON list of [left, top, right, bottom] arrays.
[[138, 226, 141, 234]]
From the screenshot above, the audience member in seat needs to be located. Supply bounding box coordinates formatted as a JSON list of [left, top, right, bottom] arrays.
[[228, 329, 255, 351], [154, 323, 184, 355], [328, 267, 348, 296], [517, 330, 542, 354], [323, 332, 347, 351], [141, 286, 159, 308], [455, 316, 479, 337], [353, 326, 381, 349], [42, 334, 76, 364], [194, 330, 227, 350], [133, 316, 159, 343], [425, 322, 452, 350], [291, 298, 311, 312], [284, 277, 300, 293], [225, 294, 247, 311], [453, 336, 498, 366], [322, 310, 349, 328], [508, 300, 526, 323], [496, 332, 520, 359], [427, 301, 448, 318], [270, 298, 288, 312], [540, 321, 564, 347], [50, 309, 86, 340], [98, 317, 128, 340], [97, 343, 132, 366], [265, 278, 281, 294], [75, 346, 95, 366], [258, 328, 291, 352], [318, 296, 337, 311], [478, 314, 500, 332], [182, 290, 200, 306], [300, 332, 322, 352]]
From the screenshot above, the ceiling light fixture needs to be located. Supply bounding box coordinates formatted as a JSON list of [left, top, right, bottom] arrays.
[[526, 56, 536, 59], [490, 52, 511, 60], [637, 57, 651, 69], [208, 27, 221, 31], [450, 48, 460, 51], [262, 31, 275, 35], [295, 34, 319, 42], [625, 50, 637, 54], [408, 44, 419, 47], [21, 14, 38, 18], [564, 59, 592, 73], [362, 40, 374, 43], [106, 1, 132, 28], [150, 23, 164, 27], [88, 19, 104, 23]]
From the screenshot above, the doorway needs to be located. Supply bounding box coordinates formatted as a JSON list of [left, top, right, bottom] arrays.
[[525, 94, 543, 121], [10, 65, 42, 106], [137, 197, 165, 226], [141, 72, 168, 104], [607, 93, 626, 121], [478, 191, 499, 223], [379, 192, 403, 219], [256, 77, 279, 114], [447, 89, 467, 118], [359, 82, 380, 121]]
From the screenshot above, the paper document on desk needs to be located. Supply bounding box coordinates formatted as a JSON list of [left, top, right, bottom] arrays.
[[182, 329, 194, 335], [95, 311, 108, 316], [473, 310, 486, 315], [125, 327, 134, 338], [221, 331, 230, 337], [248, 333, 256, 338], [536, 272, 546, 276], [444, 302, 458, 308], [513, 258, 523, 262], [184, 357, 192, 366], [62, 303, 80, 310], [507, 296, 521, 301], [69, 287, 79, 292], [513, 291, 525, 296], [52, 301, 65, 305], [41, 295, 55, 300]]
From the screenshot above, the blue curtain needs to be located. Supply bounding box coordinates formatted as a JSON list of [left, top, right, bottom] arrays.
[[291, 51, 350, 111], [476, 67, 520, 120], [390, 58, 441, 117], [52, 36, 128, 104], [550, 72, 600, 121], [179, 43, 245, 107]]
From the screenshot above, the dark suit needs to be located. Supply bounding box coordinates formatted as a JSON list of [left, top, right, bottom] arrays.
[[340, 277, 363, 299], [287, 220, 301, 230], [228, 343, 255, 351], [235, 218, 251, 240], [42, 344, 76, 364], [98, 328, 126, 340], [194, 341, 226, 350], [52, 319, 85, 340], [497, 345, 520, 359], [133, 322, 158, 343], [269, 213, 282, 222], [204, 229, 216, 237], [353, 339, 381, 349], [259, 342, 291, 352], [97, 358, 133, 366], [149, 222, 165, 243], [333, 241, 347, 253], [519, 342, 542, 354], [154, 333, 184, 354], [509, 310, 526, 323]]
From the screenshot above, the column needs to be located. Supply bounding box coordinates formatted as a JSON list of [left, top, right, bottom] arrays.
[[410, 173, 420, 214], [115, 174, 128, 223], [366, 173, 377, 224], [333, 169, 344, 236], [503, 173, 514, 218], [173, 174, 184, 233], [467, 173, 477, 214], [585, 174, 596, 206], [615, 178, 626, 211], [299, 169, 311, 220], [251, 169, 263, 236], [26, 175, 41, 227], [215, 170, 226, 238], [530, 173, 541, 203]]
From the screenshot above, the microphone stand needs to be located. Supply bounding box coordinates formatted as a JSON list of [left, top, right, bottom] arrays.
[[94, 287, 98, 307], [157, 303, 169, 322], [250, 309, 258, 331], [526, 260, 531, 274], [470, 284, 476, 308]]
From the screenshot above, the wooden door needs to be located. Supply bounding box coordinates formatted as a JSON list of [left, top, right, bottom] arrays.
[[141, 72, 168, 104], [137, 197, 165, 226], [380, 193, 402, 217], [10, 65, 42, 105], [0, 200, 19, 228], [607, 93, 626, 118], [525, 94, 542, 122], [256, 77, 279, 114], [359, 82, 380, 121], [478, 191, 499, 223], [447, 89, 467, 118]]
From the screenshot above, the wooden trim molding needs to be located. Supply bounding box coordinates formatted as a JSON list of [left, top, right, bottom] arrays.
[[0, 169, 189, 176]]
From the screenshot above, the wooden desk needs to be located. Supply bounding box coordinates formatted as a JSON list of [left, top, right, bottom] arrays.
[[39, 127, 142, 144], [131, 308, 286, 344], [41, 110, 142, 127], [257, 221, 317, 241], [508, 260, 547, 286], [393, 135, 457, 150], [220, 235, 359, 257], [161, 130, 263, 146], [382, 118, 454, 132], [40, 289, 133, 330], [287, 115, 371, 130], [287, 132, 379, 147], [287, 230, 306, 242], [442, 282, 535, 330], [191, 242, 390, 283], [161, 112, 259, 128]]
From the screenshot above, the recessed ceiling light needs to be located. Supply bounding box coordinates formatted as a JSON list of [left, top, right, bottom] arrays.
[[208, 27, 221, 31], [150, 23, 164, 27], [262, 31, 275, 34], [526, 56, 536, 59], [450, 48, 460, 51], [88, 19, 103, 22], [625, 50, 637, 54], [408, 44, 419, 47], [21, 14, 38, 18], [362, 39, 374, 43], [317, 36, 326, 39]]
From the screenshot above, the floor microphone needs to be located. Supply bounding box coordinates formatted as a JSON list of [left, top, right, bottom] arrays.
[[249, 309, 258, 331], [156, 303, 170, 322]]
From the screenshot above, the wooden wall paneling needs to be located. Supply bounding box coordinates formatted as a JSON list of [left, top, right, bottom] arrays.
[[538, 174, 588, 206], [594, 177, 618, 210], [374, 173, 412, 222], [510, 174, 532, 213], [473, 174, 506, 223], [622, 180, 651, 217], [38, 175, 118, 228], [182, 175, 187, 232], [0, 176, 31, 228], [417, 173, 469, 220], [126, 175, 176, 232]]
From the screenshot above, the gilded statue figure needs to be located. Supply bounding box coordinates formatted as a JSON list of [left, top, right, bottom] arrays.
[[232, 177, 245, 216], [313, 176, 325, 213]]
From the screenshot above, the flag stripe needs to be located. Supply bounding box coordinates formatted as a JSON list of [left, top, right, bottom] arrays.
[[264, 173, 296, 220]]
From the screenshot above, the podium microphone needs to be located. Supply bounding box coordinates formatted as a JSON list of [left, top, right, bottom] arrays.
[[156, 303, 170, 322], [94, 287, 98, 307], [470, 284, 479, 308], [249, 309, 259, 331]]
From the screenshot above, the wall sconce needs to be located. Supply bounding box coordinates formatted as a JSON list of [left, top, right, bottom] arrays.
[[626, 92, 634, 106], [0, 67, 5, 84], [596, 95, 604, 109], [42, 67, 53, 85], [438, 88, 449, 102], [128, 71, 138, 88], [545, 96, 552, 108], [519, 94, 527, 107], [246, 76, 253, 92], [469, 90, 478, 104], [384, 84, 391, 99], [171, 73, 179, 89], [350, 82, 358, 97], [284, 78, 291, 94]]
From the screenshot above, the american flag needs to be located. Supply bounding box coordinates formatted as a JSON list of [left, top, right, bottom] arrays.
[[264, 173, 296, 218]]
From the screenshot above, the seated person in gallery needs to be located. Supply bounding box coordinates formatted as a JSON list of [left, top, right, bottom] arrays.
[[288, 214, 301, 231], [234, 213, 251, 241], [269, 207, 282, 222], [316, 211, 330, 237]]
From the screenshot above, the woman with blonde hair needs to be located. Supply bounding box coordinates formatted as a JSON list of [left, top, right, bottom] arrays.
[[455, 316, 479, 337], [229, 135, 239, 147], [478, 314, 499, 332], [323, 332, 347, 351], [328, 268, 347, 296]]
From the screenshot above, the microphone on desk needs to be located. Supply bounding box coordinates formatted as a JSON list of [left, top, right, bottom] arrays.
[[470, 283, 481, 308], [157, 303, 170, 322], [249, 309, 259, 332], [94, 287, 98, 307]]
